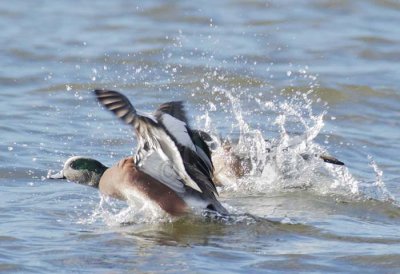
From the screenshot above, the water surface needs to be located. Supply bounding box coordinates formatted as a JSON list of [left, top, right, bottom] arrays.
[[1, 0, 400, 273]]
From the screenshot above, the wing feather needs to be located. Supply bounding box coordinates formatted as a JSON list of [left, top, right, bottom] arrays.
[[155, 101, 188, 124], [158, 113, 196, 150], [155, 103, 217, 195], [138, 150, 185, 194], [94, 89, 157, 163], [94, 89, 219, 198]]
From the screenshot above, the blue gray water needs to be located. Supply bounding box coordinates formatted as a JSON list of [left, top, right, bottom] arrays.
[[1, 0, 400, 273]]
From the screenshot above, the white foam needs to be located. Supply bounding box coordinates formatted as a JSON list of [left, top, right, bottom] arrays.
[[198, 88, 396, 204]]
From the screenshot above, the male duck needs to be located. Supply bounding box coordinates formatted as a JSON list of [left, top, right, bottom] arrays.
[[49, 89, 228, 216], [49, 155, 226, 216]]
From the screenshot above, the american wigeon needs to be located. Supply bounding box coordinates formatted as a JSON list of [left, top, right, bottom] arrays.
[[49, 155, 228, 216], [49, 89, 228, 216]]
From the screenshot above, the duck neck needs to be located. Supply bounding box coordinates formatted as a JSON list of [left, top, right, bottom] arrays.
[[89, 165, 108, 188]]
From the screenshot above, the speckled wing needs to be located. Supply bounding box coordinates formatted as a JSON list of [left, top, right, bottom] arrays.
[[94, 89, 159, 161], [95, 89, 155, 124]]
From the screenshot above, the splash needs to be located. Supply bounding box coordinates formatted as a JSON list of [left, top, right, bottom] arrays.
[[79, 195, 173, 226], [84, 84, 395, 226], [198, 88, 395, 203], [361, 156, 395, 202]]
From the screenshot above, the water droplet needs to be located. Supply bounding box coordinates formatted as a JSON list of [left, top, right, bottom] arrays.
[[208, 102, 216, 111]]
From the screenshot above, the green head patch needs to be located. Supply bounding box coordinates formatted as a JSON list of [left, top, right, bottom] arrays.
[[70, 158, 107, 175]]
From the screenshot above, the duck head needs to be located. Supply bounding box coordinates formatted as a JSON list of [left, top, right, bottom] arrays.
[[48, 156, 108, 187]]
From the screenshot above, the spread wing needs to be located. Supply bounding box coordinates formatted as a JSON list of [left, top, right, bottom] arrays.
[[94, 89, 217, 197], [94, 89, 156, 125], [94, 89, 158, 153]]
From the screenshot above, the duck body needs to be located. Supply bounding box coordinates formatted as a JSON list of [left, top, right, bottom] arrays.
[[99, 157, 189, 216], [101, 157, 227, 215], [49, 155, 228, 216]]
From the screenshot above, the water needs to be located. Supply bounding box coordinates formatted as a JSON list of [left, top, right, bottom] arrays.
[[1, 0, 400, 272]]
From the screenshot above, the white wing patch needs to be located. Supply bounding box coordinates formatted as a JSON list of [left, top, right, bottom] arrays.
[[135, 124, 203, 194], [153, 127, 203, 193], [139, 150, 185, 194], [160, 113, 196, 151]]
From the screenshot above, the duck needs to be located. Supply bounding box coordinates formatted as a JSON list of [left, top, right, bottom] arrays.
[[194, 131, 345, 185], [94, 89, 219, 201], [48, 154, 228, 216], [49, 89, 228, 216]]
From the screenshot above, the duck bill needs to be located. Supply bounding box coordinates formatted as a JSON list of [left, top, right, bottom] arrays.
[[48, 170, 65, 179]]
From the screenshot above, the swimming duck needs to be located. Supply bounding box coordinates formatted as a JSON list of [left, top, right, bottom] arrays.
[[49, 89, 228, 216], [94, 89, 218, 201], [49, 154, 228, 216]]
